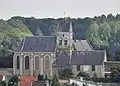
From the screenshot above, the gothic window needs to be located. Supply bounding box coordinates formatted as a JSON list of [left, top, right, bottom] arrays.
[[44, 56, 49, 70], [25, 56, 29, 69], [35, 56, 39, 69], [92, 65, 95, 71], [64, 40, 67, 46], [59, 40, 62, 45], [77, 65, 80, 71], [17, 56, 20, 69]]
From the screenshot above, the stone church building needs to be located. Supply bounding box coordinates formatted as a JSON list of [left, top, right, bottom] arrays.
[[13, 36, 56, 78], [13, 18, 107, 78]]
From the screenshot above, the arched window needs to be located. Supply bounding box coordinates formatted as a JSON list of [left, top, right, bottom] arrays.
[[25, 56, 29, 69], [17, 56, 20, 69], [44, 56, 50, 70], [35, 56, 39, 69]]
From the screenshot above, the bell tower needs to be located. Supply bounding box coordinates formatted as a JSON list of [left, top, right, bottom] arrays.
[[56, 12, 73, 51]]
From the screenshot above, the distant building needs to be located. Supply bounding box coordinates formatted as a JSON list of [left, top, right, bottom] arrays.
[[13, 17, 107, 78]]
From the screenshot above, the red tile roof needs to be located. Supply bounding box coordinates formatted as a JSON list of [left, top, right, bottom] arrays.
[[19, 75, 37, 86]]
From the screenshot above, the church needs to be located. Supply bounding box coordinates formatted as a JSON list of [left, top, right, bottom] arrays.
[[13, 18, 107, 78]]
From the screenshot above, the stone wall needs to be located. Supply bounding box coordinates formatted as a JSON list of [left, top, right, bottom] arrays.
[[72, 64, 105, 78]]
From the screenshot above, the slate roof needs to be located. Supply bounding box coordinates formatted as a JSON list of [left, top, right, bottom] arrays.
[[73, 40, 93, 51], [71, 51, 105, 65], [32, 81, 46, 86], [55, 51, 105, 68], [54, 52, 71, 68], [59, 22, 70, 32], [15, 36, 56, 52]]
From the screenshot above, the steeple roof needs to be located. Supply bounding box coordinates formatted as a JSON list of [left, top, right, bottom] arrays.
[[58, 18, 72, 32]]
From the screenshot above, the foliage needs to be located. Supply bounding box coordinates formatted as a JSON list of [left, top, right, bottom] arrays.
[[0, 81, 6, 86], [77, 72, 90, 78], [45, 74, 48, 80], [92, 78, 112, 83], [37, 74, 44, 81], [51, 74, 60, 86], [113, 48, 120, 61], [58, 68, 73, 79], [8, 75, 19, 86], [0, 18, 32, 57]]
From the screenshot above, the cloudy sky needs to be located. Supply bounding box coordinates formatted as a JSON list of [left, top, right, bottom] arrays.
[[0, 0, 120, 19]]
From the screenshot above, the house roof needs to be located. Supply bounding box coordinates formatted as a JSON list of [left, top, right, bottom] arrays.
[[55, 50, 105, 68], [54, 52, 71, 68], [58, 18, 71, 32], [71, 51, 105, 65], [32, 81, 46, 86], [15, 36, 56, 52]]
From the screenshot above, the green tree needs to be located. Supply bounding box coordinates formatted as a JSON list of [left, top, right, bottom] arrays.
[[114, 48, 120, 61], [59, 68, 73, 79], [8, 75, 19, 86], [51, 75, 60, 86]]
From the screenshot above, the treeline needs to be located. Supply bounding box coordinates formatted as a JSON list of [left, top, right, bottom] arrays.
[[1, 14, 120, 60]]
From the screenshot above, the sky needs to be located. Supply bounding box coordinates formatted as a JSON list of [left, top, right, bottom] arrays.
[[0, 0, 120, 20]]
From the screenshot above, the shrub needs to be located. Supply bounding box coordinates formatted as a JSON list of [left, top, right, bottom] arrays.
[[77, 72, 90, 78], [37, 74, 44, 81]]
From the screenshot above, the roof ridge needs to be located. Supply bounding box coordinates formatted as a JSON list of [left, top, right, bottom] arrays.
[[73, 50, 105, 51], [25, 36, 55, 38]]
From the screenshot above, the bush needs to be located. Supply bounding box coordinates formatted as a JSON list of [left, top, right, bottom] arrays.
[[92, 78, 112, 83], [59, 68, 73, 79], [37, 74, 44, 81], [0, 81, 6, 86], [8, 75, 19, 86], [83, 77, 112, 83], [77, 72, 90, 78]]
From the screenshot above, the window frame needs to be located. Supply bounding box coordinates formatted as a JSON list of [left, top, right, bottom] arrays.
[[59, 40, 62, 45], [92, 65, 95, 71], [64, 40, 68, 46], [77, 65, 81, 71]]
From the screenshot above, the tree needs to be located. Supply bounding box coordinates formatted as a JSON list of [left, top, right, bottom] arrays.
[[59, 68, 73, 79], [114, 48, 120, 61], [8, 75, 19, 86], [51, 75, 60, 86]]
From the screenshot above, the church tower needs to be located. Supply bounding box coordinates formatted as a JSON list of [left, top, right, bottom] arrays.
[[56, 13, 73, 51]]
